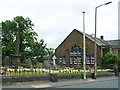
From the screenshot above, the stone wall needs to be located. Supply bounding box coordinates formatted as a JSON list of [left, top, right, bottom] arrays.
[[2, 73, 115, 84]]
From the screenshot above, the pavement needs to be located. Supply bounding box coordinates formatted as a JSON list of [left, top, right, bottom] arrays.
[[61, 79, 118, 88], [2, 76, 119, 88]]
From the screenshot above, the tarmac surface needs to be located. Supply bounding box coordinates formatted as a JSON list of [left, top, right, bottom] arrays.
[[60, 79, 118, 88], [2, 76, 119, 88]]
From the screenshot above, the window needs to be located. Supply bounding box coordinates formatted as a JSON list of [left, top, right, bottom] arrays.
[[59, 56, 66, 64], [74, 58, 77, 64], [86, 56, 94, 64], [86, 56, 91, 64], [77, 51, 81, 56], [70, 57, 74, 64], [70, 52, 73, 56], [91, 56, 94, 64], [59, 57, 62, 62], [70, 45, 82, 64], [78, 56, 82, 64], [63, 57, 66, 64]]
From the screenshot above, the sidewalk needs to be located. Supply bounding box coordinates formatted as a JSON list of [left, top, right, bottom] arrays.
[[2, 76, 118, 88]]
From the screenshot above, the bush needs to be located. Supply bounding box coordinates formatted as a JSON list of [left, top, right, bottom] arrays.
[[118, 59, 120, 72], [74, 65, 81, 69], [102, 52, 119, 67]]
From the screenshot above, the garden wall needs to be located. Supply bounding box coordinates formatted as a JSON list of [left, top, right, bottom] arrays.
[[2, 73, 115, 84]]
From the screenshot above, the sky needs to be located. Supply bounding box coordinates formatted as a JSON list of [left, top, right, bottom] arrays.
[[0, 0, 119, 49], [118, 1, 120, 39]]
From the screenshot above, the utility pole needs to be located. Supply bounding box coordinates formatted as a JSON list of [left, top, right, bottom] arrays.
[[83, 11, 86, 79]]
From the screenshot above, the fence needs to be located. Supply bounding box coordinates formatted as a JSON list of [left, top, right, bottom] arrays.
[[0, 68, 114, 76]]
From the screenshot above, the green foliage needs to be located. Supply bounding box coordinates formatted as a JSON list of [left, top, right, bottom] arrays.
[[30, 39, 47, 63], [29, 41, 55, 63], [46, 48, 55, 59], [2, 16, 55, 66], [2, 16, 37, 61], [74, 65, 81, 69], [118, 59, 120, 72], [31, 58, 37, 66], [2, 20, 16, 57], [102, 52, 119, 65]]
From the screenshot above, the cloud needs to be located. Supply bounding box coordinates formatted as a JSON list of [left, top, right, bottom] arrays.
[[0, 0, 119, 49]]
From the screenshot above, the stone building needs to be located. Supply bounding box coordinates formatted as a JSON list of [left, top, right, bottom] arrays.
[[55, 29, 119, 69], [107, 39, 120, 58], [0, 23, 2, 66]]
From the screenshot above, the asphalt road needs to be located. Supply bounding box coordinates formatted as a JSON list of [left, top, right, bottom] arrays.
[[2, 76, 119, 89], [60, 79, 118, 88]]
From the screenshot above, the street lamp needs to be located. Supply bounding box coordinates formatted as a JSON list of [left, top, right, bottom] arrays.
[[94, 1, 112, 79]]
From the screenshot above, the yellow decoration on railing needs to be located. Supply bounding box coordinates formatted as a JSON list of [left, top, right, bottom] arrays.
[[3, 68, 114, 75], [12, 69, 15, 72]]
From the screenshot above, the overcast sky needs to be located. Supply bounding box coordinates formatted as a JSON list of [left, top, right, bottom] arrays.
[[0, 0, 119, 49]]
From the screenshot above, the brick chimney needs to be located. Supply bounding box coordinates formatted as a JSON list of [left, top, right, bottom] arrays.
[[100, 36, 104, 40]]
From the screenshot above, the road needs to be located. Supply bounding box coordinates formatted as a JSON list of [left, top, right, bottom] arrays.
[[59, 79, 118, 88], [2, 76, 119, 89]]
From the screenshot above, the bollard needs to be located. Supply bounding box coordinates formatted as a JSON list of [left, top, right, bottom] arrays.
[[49, 73, 57, 82], [81, 74, 84, 79], [113, 65, 118, 76], [91, 73, 96, 79], [114, 68, 118, 76]]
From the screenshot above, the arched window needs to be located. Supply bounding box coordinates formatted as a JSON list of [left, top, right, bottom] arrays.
[[70, 45, 82, 64]]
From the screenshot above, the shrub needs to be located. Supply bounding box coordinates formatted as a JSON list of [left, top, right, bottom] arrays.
[[102, 52, 119, 67]]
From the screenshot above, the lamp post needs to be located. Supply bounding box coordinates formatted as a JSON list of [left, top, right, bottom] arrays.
[[94, 1, 112, 79]]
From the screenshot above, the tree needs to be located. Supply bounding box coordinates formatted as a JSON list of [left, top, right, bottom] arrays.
[[46, 48, 55, 58], [29, 39, 47, 63], [118, 60, 120, 72], [2, 20, 16, 57], [2, 16, 55, 66], [2, 16, 38, 62], [13, 16, 38, 60], [26, 40, 56, 64], [102, 52, 119, 66]]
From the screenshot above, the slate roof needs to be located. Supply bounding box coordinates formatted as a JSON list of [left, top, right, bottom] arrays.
[[107, 40, 120, 48], [56, 29, 112, 50], [76, 29, 110, 46]]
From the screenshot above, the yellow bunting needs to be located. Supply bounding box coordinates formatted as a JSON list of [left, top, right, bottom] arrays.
[[22, 68, 25, 71], [56, 71, 59, 73], [12, 69, 15, 72], [36, 69, 40, 72], [20, 69, 22, 72], [7, 69, 10, 71]]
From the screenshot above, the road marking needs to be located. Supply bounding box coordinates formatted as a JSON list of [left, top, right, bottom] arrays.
[[31, 84, 52, 88]]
